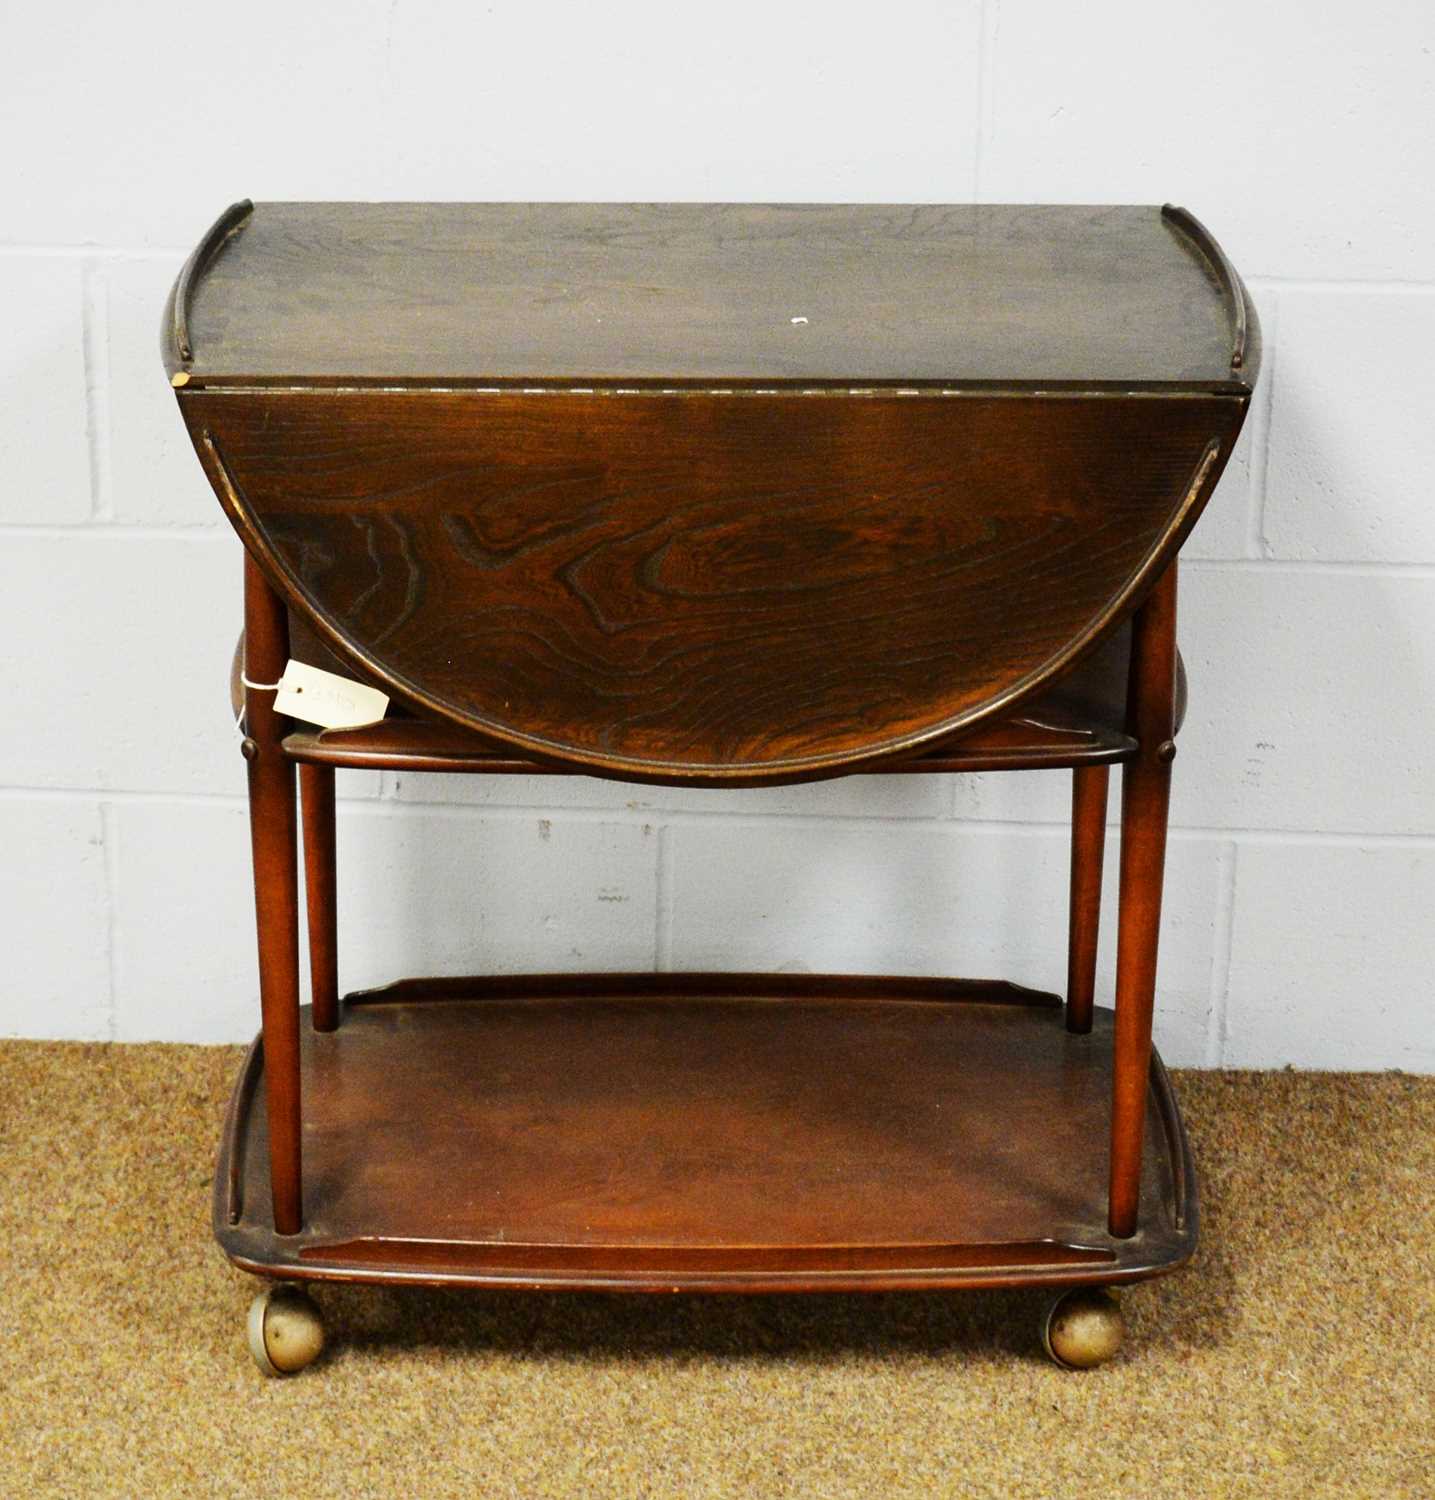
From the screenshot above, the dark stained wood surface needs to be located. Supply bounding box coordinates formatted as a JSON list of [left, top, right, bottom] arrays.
[[215, 979, 1195, 1292], [277, 618, 1167, 780], [281, 713, 1135, 779], [171, 203, 1254, 390], [1066, 764, 1110, 1035], [174, 205, 1257, 1279], [241, 555, 302, 1235], [241, 612, 1186, 779], [1109, 563, 1180, 1238], [298, 763, 338, 1032], [188, 390, 1239, 781]]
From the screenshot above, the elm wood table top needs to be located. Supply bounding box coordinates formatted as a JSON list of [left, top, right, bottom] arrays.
[[168, 202, 1253, 390], [170, 201, 1257, 782]]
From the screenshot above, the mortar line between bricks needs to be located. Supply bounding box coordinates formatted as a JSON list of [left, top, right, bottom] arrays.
[[1182, 558, 1435, 577], [655, 825, 674, 971], [0, 523, 227, 540], [374, 794, 960, 825], [6, 786, 1435, 846], [1207, 839, 1238, 1068], [297, 809, 1435, 846], [1246, 275, 1435, 294], [317, 798, 971, 832], [971, 0, 994, 199], [0, 243, 190, 259], [1248, 290, 1278, 559], [80, 258, 113, 522], [98, 802, 120, 1042]]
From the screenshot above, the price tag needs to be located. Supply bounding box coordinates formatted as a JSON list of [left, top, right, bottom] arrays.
[[273, 660, 389, 730]]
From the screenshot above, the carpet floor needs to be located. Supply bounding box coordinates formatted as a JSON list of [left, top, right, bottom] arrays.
[[0, 1042, 1430, 1499]]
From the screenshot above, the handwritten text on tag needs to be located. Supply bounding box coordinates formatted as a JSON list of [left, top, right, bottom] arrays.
[[273, 660, 389, 730]]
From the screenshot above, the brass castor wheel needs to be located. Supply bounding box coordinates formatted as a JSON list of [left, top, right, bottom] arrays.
[[1042, 1288, 1125, 1370], [247, 1283, 325, 1376]]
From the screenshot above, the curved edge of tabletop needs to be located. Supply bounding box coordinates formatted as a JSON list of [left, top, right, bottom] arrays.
[[193, 426, 1232, 788]]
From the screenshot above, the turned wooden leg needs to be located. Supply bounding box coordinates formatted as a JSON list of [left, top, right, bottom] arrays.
[[1108, 563, 1178, 1240], [242, 554, 303, 1237], [1066, 764, 1109, 1034], [300, 763, 339, 1032], [1108, 753, 1172, 1236]]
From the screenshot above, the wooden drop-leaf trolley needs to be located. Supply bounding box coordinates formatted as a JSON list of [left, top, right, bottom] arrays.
[[164, 201, 1259, 1373]]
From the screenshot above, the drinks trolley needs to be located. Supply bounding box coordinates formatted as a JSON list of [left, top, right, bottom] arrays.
[[163, 201, 1258, 1374]]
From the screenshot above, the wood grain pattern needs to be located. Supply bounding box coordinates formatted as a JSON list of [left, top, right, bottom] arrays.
[[242, 556, 302, 1236], [255, 591, 1162, 779], [186, 390, 1242, 782], [1066, 763, 1110, 1034], [172, 202, 1262, 1276], [265, 607, 1181, 779], [214, 981, 1195, 1293], [1110, 563, 1180, 1238], [299, 763, 338, 1032]]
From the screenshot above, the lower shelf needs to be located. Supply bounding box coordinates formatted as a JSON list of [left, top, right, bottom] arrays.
[[215, 974, 1196, 1293]]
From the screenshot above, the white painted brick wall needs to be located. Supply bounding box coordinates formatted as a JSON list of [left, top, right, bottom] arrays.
[[1, 799, 110, 1039], [980, 1, 1435, 281], [0, 533, 241, 792], [1262, 288, 1435, 563], [2, 4, 1432, 1070], [1224, 841, 1435, 1071], [0, 258, 90, 525], [103, 256, 223, 529], [665, 821, 1228, 1066]]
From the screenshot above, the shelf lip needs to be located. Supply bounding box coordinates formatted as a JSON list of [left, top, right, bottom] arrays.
[[280, 724, 1138, 781], [283, 1235, 1125, 1295], [343, 971, 1065, 1009], [163, 198, 253, 377], [1161, 204, 1250, 374], [223, 1239, 1155, 1296], [219, 1033, 264, 1229]]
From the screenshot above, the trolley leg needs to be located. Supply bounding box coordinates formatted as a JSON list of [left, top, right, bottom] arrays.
[[300, 763, 339, 1032], [1108, 563, 1178, 1239], [242, 554, 303, 1236], [1066, 764, 1109, 1034]]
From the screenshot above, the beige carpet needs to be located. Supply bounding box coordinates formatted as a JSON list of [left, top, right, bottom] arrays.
[[0, 1042, 1430, 1499]]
